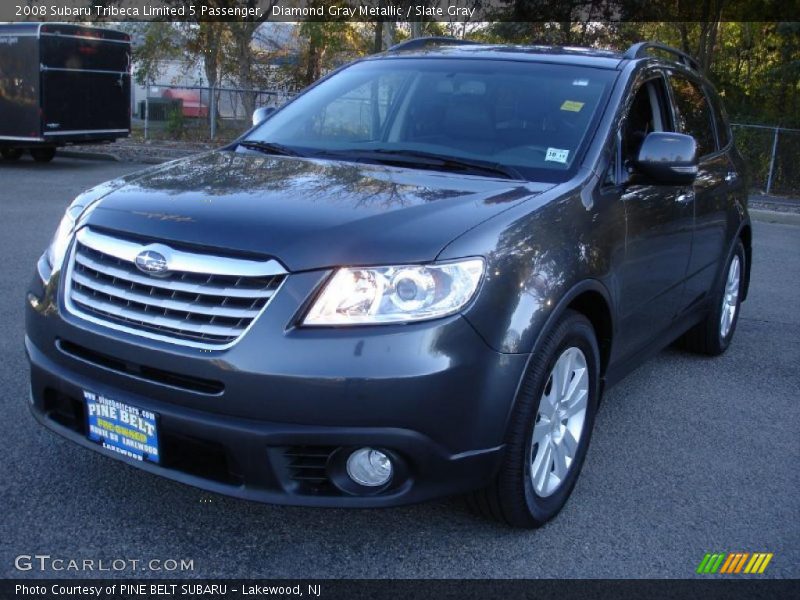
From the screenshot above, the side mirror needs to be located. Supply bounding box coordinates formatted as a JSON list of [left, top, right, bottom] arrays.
[[634, 132, 698, 185], [252, 106, 276, 127]]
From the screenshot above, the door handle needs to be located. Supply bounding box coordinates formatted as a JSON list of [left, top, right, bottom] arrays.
[[676, 190, 695, 204], [725, 171, 738, 183]]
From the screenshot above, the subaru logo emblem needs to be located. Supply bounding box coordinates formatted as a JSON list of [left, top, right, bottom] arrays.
[[135, 250, 169, 277]]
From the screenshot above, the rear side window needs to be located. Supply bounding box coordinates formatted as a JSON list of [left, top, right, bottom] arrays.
[[669, 74, 716, 157], [706, 88, 732, 148]]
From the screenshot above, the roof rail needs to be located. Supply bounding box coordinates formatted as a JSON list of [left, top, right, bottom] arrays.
[[624, 42, 700, 71], [387, 36, 480, 53]]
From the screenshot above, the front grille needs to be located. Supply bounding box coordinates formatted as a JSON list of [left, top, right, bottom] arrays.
[[64, 228, 287, 348]]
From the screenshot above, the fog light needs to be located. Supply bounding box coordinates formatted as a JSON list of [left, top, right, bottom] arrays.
[[346, 447, 392, 487]]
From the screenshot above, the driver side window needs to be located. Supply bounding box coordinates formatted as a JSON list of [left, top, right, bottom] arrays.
[[621, 77, 672, 169]]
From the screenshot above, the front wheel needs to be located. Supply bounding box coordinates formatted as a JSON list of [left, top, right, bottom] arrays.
[[468, 310, 600, 528]]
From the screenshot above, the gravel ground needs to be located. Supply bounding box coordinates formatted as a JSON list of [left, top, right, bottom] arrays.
[[63, 138, 219, 164]]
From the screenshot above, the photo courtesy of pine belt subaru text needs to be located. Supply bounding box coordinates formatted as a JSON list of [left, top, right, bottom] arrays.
[[25, 38, 751, 528]]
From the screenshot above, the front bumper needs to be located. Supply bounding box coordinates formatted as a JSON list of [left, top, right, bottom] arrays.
[[25, 263, 527, 507]]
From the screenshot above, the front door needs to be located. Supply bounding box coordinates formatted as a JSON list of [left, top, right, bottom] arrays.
[[668, 73, 731, 309], [615, 74, 694, 358]]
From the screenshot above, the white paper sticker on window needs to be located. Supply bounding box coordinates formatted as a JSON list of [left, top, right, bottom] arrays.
[[545, 147, 570, 164], [572, 79, 589, 86]]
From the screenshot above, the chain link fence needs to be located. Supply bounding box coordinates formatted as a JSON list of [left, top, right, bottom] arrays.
[[732, 124, 800, 197], [134, 84, 295, 143]]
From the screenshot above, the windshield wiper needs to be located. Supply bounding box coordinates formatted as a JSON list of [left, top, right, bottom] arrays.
[[236, 140, 304, 157], [314, 149, 525, 180], [237, 143, 525, 180]]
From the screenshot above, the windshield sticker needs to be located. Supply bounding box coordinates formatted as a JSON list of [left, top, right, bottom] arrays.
[[545, 148, 570, 163], [560, 100, 585, 112], [572, 79, 590, 86]]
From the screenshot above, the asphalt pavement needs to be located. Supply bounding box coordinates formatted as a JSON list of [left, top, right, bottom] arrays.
[[1, 156, 798, 579]]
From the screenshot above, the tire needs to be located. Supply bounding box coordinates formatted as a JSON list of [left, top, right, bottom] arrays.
[[30, 147, 56, 163], [1, 148, 23, 161], [467, 309, 600, 528], [679, 240, 745, 356]]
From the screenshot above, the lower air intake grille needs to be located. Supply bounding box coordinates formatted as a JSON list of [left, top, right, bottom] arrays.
[[64, 228, 287, 348], [284, 446, 337, 494]]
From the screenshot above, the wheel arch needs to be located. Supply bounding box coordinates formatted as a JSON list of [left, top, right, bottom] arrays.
[[738, 221, 752, 301], [509, 278, 615, 419], [565, 288, 613, 381], [528, 278, 613, 352]]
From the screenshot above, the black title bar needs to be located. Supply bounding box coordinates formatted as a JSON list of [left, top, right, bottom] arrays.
[[3, 0, 799, 23], [2, 579, 799, 600]]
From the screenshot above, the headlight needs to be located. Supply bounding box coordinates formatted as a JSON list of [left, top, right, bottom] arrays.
[[303, 258, 484, 326], [46, 206, 81, 271]]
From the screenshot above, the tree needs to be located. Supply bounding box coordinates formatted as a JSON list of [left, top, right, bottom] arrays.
[[296, 16, 366, 87], [136, 1, 280, 116], [628, 22, 800, 126], [196, 1, 281, 116], [183, 23, 227, 94], [126, 22, 182, 87]]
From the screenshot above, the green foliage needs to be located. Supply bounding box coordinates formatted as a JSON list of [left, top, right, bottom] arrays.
[[733, 125, 800, 195], [294, 9, 369, 87], [632, 22, 800, 128], [165, 107, 185, 139], [130, 22, 182, 86], [482, 21, 800, 128]]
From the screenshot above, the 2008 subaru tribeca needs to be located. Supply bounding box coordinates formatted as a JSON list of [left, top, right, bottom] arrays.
[[26, 39, 750, 527]]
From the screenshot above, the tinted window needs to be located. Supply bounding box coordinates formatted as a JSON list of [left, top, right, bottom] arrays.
[[706, 87, 731, 148], [621, 77, 671, 164], [40, 35, 129, 72], [669, 74, 716, 156], [247, 59, 616, 182], [307, 71, 409, 141]]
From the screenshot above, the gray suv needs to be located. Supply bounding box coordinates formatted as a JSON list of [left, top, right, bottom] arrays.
[[26, 39, 750, 527]]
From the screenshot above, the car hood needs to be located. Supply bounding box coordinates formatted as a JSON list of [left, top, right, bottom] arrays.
[[83, 150, 553, 272]]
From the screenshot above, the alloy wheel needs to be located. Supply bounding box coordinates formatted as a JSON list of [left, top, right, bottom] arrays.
[[720, 255, 741, 339], [530, 346, 589, 497]]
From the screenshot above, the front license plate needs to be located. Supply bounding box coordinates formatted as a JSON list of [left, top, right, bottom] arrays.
[[83, 390, 160, 464]]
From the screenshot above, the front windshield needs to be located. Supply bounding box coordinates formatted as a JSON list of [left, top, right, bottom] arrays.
[[245, 58, 616, 181]]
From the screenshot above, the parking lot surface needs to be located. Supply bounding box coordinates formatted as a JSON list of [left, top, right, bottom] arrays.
[[1, 157, 797, 578]]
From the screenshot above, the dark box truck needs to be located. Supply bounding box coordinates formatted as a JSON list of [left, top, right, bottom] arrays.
[[0, 23, 130, 162]]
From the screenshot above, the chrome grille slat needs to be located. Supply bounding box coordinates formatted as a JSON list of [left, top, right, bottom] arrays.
[[71, 271, 261, 319], [74, 249, 277, 298], [73, 305, 236, 344], [76, 227, 286, 277], [71, 289, 248, 338], [64, 227, 288, 349]]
